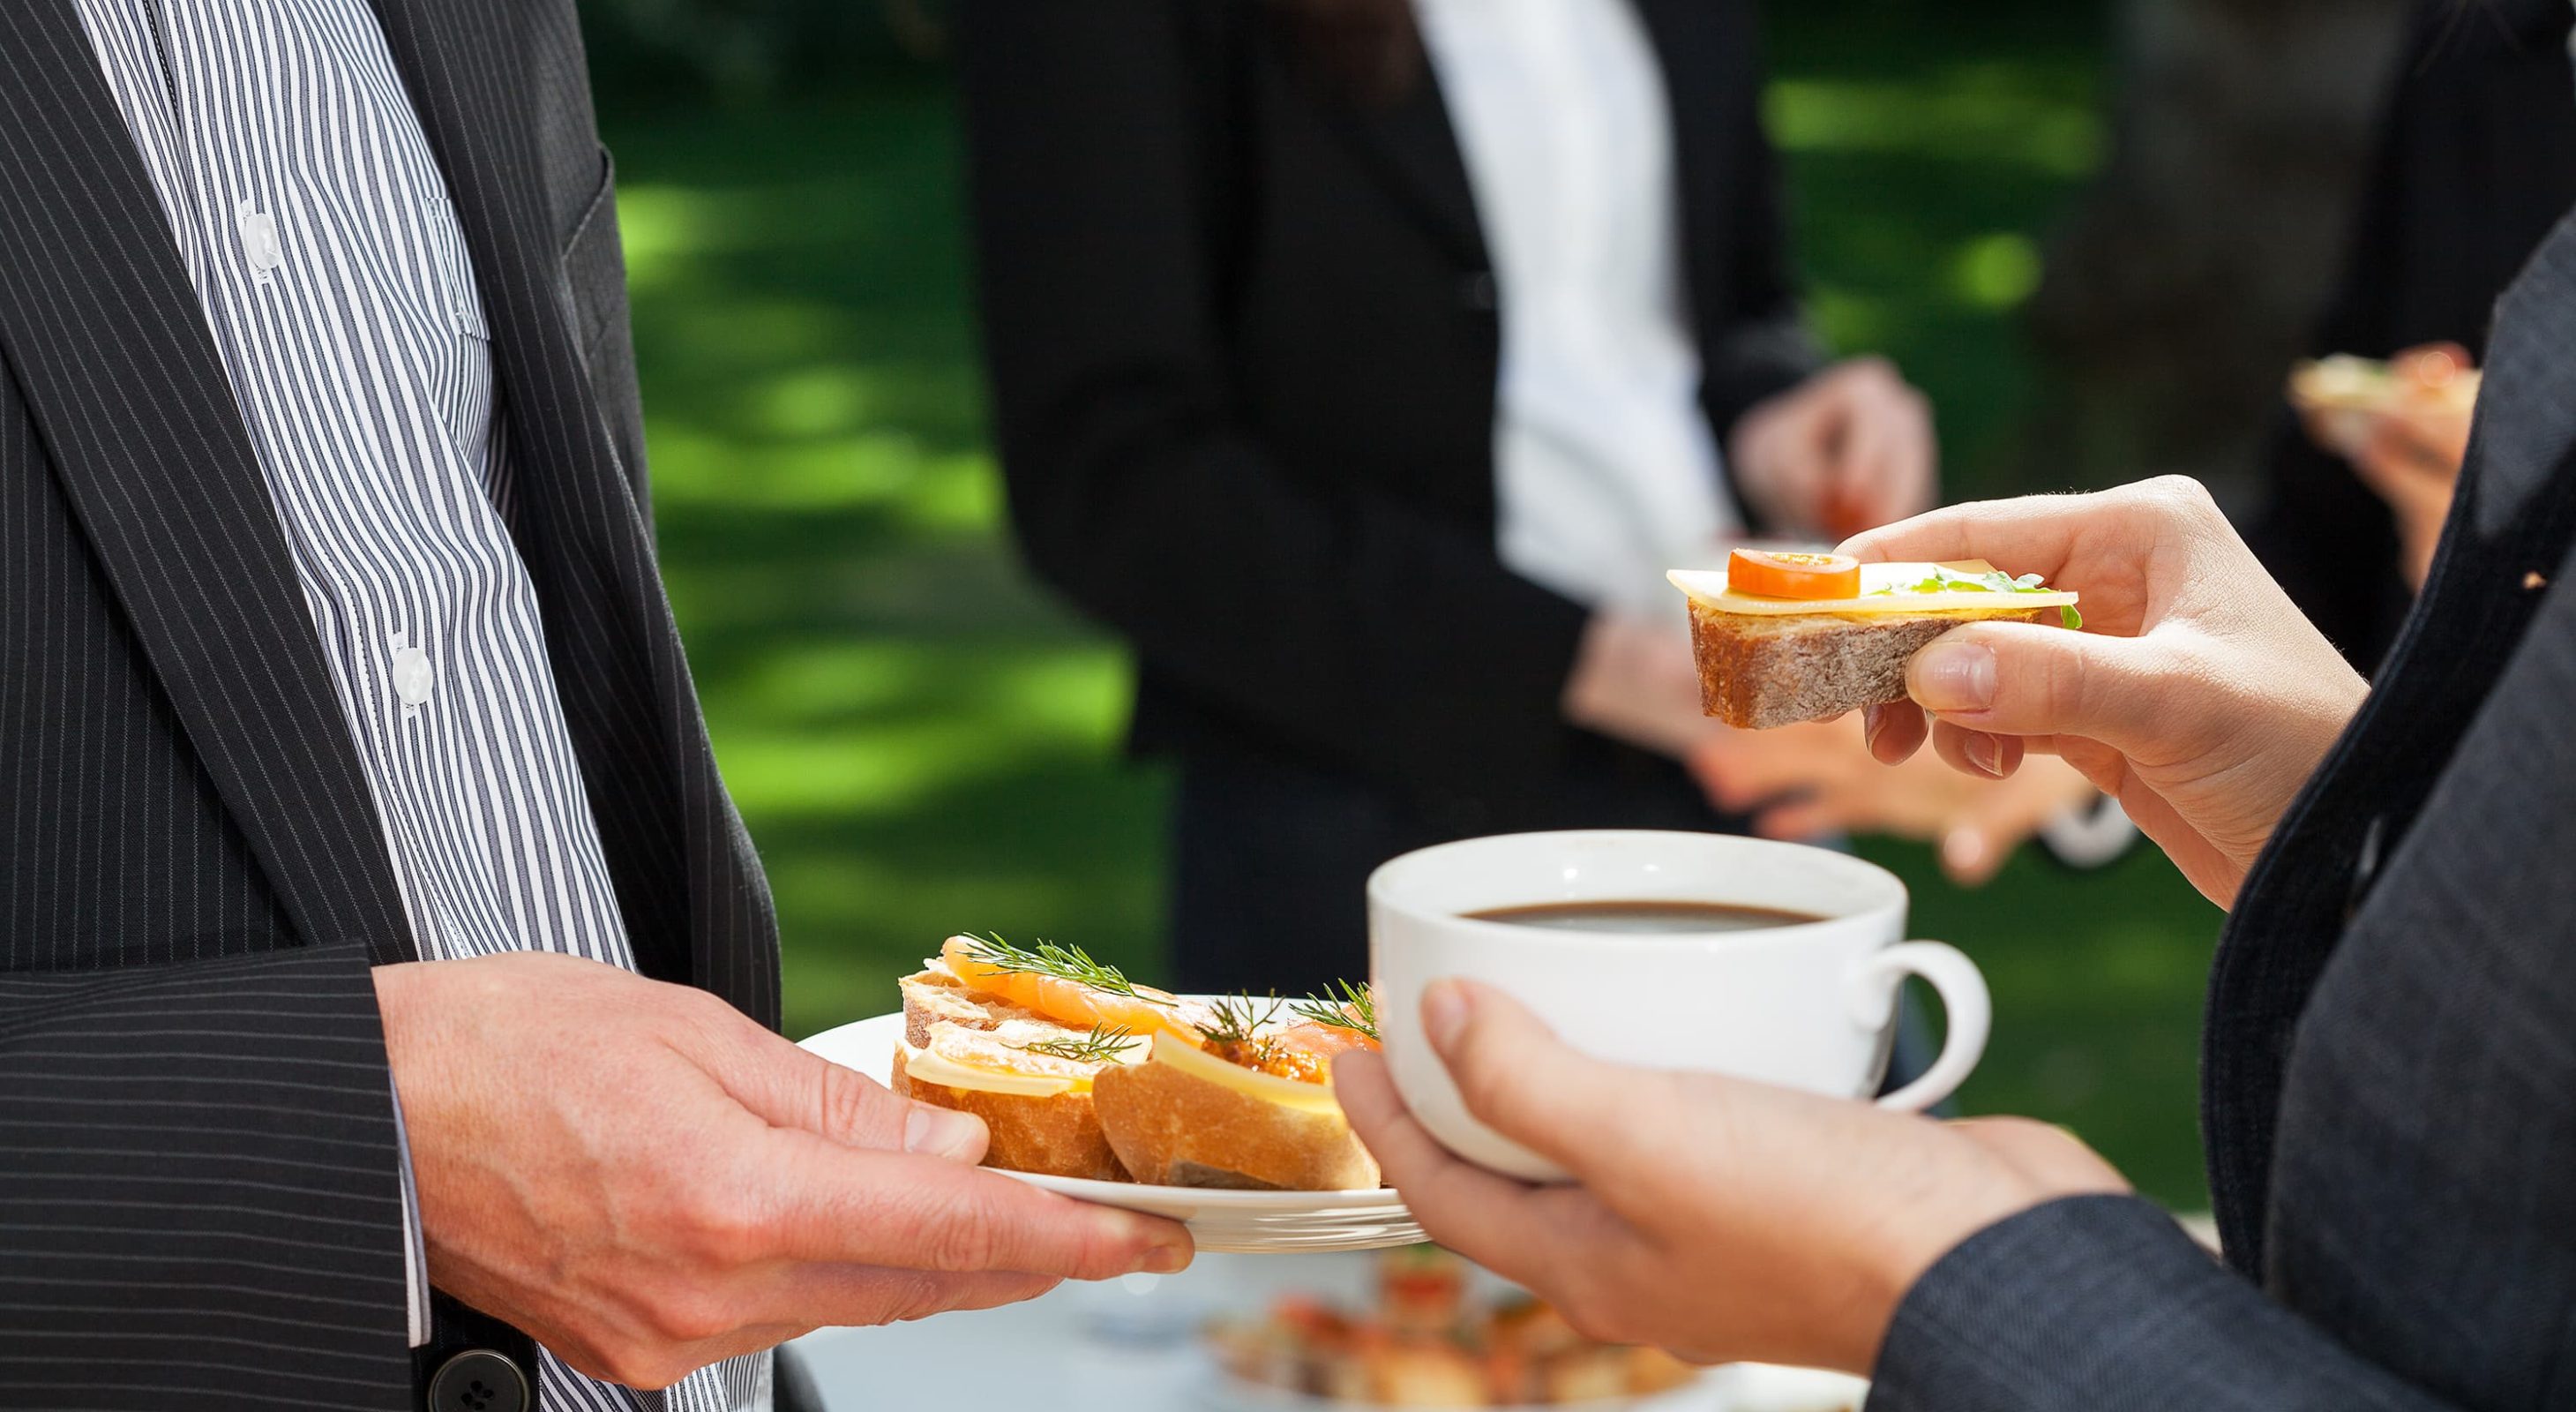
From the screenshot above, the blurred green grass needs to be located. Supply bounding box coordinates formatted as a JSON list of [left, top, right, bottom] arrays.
[[610, 6, 2224, 1208]]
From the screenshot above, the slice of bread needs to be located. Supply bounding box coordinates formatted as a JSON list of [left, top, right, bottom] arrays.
[[1689, 600, 2050, 729], [894, 1034, 1132, 1183], [1092, 1033, 1382, 1190], [894, 964, 1137, 1183]]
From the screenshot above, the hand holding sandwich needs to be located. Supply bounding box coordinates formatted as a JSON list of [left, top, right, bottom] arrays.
[[375, 952, 1191, 1389], [1840, 477, 2368, 907], [1335, 980, 2126, 1375]]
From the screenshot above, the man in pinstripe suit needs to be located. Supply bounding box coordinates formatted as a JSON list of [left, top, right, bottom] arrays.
[[0, 2, 1189, 1408]]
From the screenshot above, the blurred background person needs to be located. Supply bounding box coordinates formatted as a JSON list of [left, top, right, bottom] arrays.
[[958, 0, 1942, 991], [2250, 0, 2576, 669]]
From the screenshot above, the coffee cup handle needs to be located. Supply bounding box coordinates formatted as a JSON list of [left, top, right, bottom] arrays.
[[1850, 941, 1991, 1113]]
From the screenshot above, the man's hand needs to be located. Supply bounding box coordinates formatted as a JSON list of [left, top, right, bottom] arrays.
[[1689, 717, 2101, 886], [375, 953, 1191, 1389], [1729, 357, 1938, 540], [1841, 477, 2369, 907], [1336, 981, 2125, 1376]]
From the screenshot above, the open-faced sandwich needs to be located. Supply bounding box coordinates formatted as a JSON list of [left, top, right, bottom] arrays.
[[2288, 352, 2480, 419], [894, 936, 1382, 1190], [2288, 351, 2481, 461], [1669, 549, 2079, 729]]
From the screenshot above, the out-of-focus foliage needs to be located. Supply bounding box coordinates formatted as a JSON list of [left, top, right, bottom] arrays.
[[582, 0, 948, 104]]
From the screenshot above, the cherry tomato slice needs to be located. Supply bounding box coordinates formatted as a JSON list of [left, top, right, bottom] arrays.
[[1727, 548, 1861, 600]]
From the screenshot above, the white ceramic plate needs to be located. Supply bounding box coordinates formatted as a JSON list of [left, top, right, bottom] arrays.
[[799, 1008, 1426, 1255]]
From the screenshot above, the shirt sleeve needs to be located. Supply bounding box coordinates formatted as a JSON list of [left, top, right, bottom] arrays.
[[390, 1071, 432, 1348]]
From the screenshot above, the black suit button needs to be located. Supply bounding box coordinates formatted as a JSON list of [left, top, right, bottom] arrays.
[[2343, 814, 2385, 921], [428, 1349, 528, 1412], [1459, 271, 1498, 312]]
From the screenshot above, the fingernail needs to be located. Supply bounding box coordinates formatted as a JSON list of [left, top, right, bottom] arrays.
[[903, 1105, 985, 1160], [1861, 704, 1885, 753], [1963, 733, 2004, 778], [1142, 1238, 1192, 1275], [1421, 980, 1471, 1056], [1912, 642, 1996, 713]]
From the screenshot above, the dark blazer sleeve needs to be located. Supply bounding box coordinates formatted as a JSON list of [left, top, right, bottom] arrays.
[[1868, 1196, 2452, 1411], [960, 0, 1595, 801], [0, 944, 412, 1402]]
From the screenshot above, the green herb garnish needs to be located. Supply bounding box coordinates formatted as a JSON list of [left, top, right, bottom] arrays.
[[1290, 980, 1380, 1042], [1869, 569, 2056, 597], [1011, 1023, 1140, 1064], [2060, 604, 2084, 630], [960, 932, 1172, 1006], [1202, 993, 1284, 1048]]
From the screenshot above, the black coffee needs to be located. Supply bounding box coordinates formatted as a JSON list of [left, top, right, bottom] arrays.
[[1464, 900, 1826, 935]]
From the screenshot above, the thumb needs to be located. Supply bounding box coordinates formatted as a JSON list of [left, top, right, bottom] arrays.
[[1905, 620, 2164, 749], [712, 1022, 990, 1161]]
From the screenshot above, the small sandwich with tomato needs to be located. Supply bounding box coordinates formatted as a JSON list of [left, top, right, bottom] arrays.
[[894, 935, 1382, 1190], [1669, 547, 2080, 729]]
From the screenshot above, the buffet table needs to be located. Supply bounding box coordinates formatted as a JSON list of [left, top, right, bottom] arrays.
[[786, 1251, 1865, 1412]]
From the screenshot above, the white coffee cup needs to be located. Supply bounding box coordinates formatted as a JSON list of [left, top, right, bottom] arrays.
[[1367, 830, 1989, 1182]]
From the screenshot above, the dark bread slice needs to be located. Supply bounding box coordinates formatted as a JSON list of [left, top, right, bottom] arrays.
[[1689, 600, 2051, 729]]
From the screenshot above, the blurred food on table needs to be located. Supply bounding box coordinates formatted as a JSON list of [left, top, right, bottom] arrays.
[[1209, 1248, 1700, 1407]]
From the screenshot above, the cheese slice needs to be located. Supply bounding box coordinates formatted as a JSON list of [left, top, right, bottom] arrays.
[[901, 1037, 1081, 1098], [1147, 1032, 1346, 1115], [1668, 560, 2078, 618]]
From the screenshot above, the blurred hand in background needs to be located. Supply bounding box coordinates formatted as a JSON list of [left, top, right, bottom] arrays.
[[1560, 612, 1718, 762], [2300, 342, 2475, 589], [1689, 717, 2102, 886], [1729, 356, 1940, 542]]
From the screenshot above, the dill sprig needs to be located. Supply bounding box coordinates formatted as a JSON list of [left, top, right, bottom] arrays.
[[961, 933, 1173, 1007], [1011, 1023, 1140, 1064], [1202, 993, 1283, 1048], [1290, 980, 1379, 1042]]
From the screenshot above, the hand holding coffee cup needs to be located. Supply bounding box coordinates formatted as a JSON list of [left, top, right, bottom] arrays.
[[1366, 830, 1988, 1180]]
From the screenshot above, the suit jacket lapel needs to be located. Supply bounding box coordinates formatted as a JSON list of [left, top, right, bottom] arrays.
[[1316, 0, 1737, 300], [365, 0, 764, 1018], [1631, 0, 1744, 338], [0, 1, 415, 964], [2203, 209, 2576, 1274], [1315, 34, 1490, 271]]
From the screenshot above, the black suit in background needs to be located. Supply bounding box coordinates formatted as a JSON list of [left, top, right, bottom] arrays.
[[1865, 206, 2576, 1408], [2249, 0, 2576, 672], [0, 1, 793, 1403], [961, 0, 1817, 990]]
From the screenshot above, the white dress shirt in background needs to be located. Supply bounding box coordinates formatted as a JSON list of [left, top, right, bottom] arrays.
[[1416, 0, 1734, 621]]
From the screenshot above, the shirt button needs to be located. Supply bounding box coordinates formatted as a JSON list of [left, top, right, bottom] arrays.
[[391, 644, 436, 708], [235, 199, 283, 281]]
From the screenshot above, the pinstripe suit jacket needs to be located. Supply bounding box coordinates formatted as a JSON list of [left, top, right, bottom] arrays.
[[1865, 213, 2576, 1406], [0, 1, 779, 1404]]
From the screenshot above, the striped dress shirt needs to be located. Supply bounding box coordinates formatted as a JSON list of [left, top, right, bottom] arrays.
[[70, 3, 765, 1408]]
